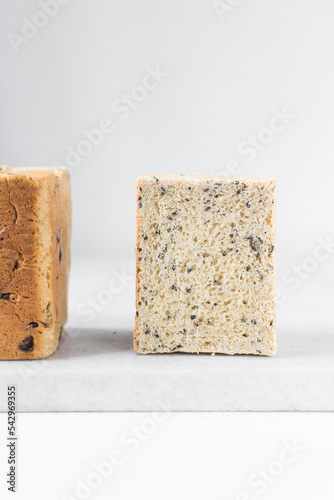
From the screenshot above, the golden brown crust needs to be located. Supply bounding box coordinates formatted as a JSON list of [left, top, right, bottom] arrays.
[[0, 166, 71, 359], [133, 177, 143, 353]]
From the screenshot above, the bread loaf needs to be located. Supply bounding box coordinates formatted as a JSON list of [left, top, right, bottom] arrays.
[[0, 166, 71, 359], [134, 174, 276, 355]]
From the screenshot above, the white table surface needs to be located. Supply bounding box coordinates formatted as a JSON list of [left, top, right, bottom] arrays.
[[0, 258, 333, 412]]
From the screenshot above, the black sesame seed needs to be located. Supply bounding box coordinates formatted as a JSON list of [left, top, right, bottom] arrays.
[[251, 320, 257, 325], [214, 303, 218, 306], [204, 188, 209, 192], [171, 265, 176, 271], [0, 293, 10, 301], [156, 230, 161, 235], [185, 198, 190, 202], [187, 268, 192, 273], [246, 202, 251, 208], [139, 187, 142, 191], [167, 216, 173, 221], [172, 211, 178, 216], [205, 206, 211, 211], [138, 248, 142, 252], [143, 235, 148, 240], [161, 187, 166, 195], [186, 288, 191, 293], [138, 196, 142, 200], [194, 321, 199, 327], [136, 311, 139, 317], [246, 265, 251, 271], [154, 177, 159, 183], [28, 322, 38, 329], [59, 248, 62, 262], [256, 252, 260, 258], [171, 285, 177, 291], [269, 246, 274, 254], [154, 333, 159, 338], [138, 202, 142, 208], [190, 315, 196, 320]]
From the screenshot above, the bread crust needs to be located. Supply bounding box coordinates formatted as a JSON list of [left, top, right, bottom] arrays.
[[134, 177, 143, 353], [0, 166, 71, 359]]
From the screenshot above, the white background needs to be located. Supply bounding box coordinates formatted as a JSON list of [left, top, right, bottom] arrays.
[[0, 0, 333, 330], [0, 0, 334, 498], [1, 413, 334, 500]]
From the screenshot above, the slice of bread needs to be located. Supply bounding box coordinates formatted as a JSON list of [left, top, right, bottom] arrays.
[[0, 166, 71, 359], [134, 174, 276, 356]]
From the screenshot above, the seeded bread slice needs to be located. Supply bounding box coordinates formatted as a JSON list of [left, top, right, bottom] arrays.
[[134, 174, 276, 356], [0, 166, 71, 360]]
